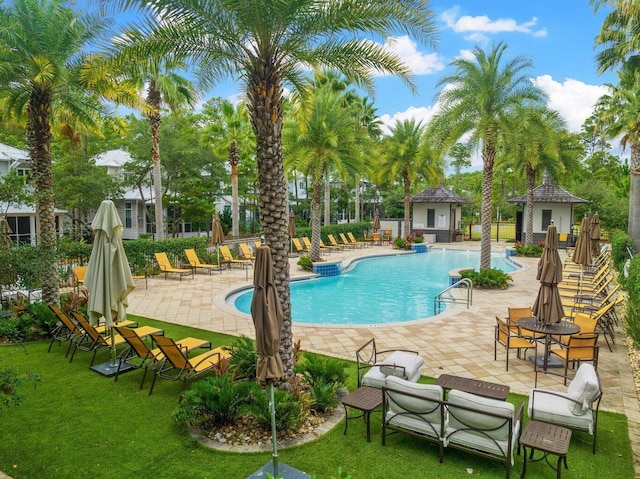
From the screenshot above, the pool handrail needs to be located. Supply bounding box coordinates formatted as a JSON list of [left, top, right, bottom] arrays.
[[434, 278, 473, 315]]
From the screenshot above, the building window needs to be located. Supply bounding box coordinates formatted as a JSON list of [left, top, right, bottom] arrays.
[[124, 202, 132, 228], [427, 209, 435, 228], [542, 209, 552, 230]]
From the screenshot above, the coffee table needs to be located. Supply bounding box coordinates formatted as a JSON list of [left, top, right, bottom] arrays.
[[520, 420, 572, 479], [341, 386, 383, 442], [435, 374, 510, 401]]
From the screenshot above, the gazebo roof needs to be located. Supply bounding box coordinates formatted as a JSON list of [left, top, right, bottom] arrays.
[[410, 183, 472, 204], [507, 171, 589, 204]]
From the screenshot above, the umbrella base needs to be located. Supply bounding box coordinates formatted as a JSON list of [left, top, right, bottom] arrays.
[[247, 462, 309, 479], [529, 355, 563, 369], [90, 359, 135, 377]]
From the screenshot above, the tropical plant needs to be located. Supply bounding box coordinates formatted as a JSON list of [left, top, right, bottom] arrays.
[[297, 255, 313, 271], [592, 0, 640, 251], [0, 0, 136, 304], [379, 119, 443, 238], [225, 335, 258, 381], [0, 364, 41, 411], [104, 0, 438, 379], [459, 268, 513, 289], [428, 42, 546, 270]]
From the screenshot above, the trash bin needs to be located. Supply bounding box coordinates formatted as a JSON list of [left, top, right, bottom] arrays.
[[455, 230, 464, 242]]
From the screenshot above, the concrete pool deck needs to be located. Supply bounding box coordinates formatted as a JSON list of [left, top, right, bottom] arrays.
[[126, 239, 640, 471]]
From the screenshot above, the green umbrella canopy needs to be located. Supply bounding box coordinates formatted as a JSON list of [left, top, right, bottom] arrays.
[[84, 200, 135, 328]]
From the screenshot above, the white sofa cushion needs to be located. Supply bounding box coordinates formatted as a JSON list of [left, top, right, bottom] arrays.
[[566, 364, 600, 415], [384, 376, 445, 438], [379, 351, 424, 379], [445, 390, 519, 463], [528, 389, 595, 434]]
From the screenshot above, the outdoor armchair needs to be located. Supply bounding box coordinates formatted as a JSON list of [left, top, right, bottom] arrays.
[[154, 252, 193, 280], [148, 334, 229, 395], [356, 338, 423, 388], [528, 363, 602, 454]]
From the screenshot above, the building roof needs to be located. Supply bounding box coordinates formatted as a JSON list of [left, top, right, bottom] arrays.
[[0, 143, 29, 162], [93, 149, 132, 168], [507, 171, 589, 204], [410, 183, 472, 204]]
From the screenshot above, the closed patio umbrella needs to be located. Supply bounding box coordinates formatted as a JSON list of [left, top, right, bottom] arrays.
[[0, 218, 12, 249], [572, 216, 592, 267], [373, 209, 381, 232], [590, 212, 601, 259], [532, 224, 564, 325], [251, 245, 284, 477], [211, 212, 225, 269], [84, 200, 135, 374]]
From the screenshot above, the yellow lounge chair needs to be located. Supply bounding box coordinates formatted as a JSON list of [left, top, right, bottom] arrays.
[[340, 232, 363, 249], [219, 245, 253, 269], [319, 238, 342, 253], [348, 232, 369, 248], [73, 265, 87, 293], [303, 236, 331, 255], [184, 248, 220, 275], [328, 234, 351, 250], [155, 252, 193, 280], [292, 237, 310, 255], [239, 243, 256, 261]]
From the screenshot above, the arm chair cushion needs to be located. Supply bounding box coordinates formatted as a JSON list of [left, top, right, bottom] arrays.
[[528, 388, 595, 434], [379, 351, 424, 379], [384, 376, 445, 438], [445, 390, 520, 463], [566, 363, 600, 415]]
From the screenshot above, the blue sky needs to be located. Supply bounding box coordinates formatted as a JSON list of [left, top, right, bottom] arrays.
[[97, 1, 617, 162]]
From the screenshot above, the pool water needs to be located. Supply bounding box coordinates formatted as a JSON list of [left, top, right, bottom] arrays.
[[232, 249, 517, 325]]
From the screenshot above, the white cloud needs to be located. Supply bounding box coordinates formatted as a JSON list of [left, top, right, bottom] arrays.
[[379, 105, 440, 135], [441, 7, 547, 38], [379, 36, 446, 76], [532, 75, 610, 132]]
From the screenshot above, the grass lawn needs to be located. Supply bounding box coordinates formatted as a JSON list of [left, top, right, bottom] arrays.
[[0, 315, 634, 479]]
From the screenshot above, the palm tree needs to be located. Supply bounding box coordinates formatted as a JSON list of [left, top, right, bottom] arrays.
[[0, 0, 135, 304], [379, 119, 443, 238], [502, 105, 567, 245], [592, 0, 640, 250], [428, 42, 545, 270], [202, 98, 255, 239], [284, 83, 361, 260], [106, 0, 438, 378], [121, 57, 196, 240], [594, 62, 640, 248]]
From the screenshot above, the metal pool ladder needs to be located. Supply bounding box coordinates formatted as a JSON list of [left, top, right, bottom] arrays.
[[433, 278, 473, 315]]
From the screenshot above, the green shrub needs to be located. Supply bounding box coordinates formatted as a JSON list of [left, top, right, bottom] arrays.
[[297, 255, 313, 271], [242, 386, 305, 431], [460, 268, 513, 289], [625, 300, 640, 350], [295, 354, 347, 387], [514, 241, 542, 257], [392, 237, 409, 250], [307, 378, 340, 413], [174, 374, 253, 428], [226, 335, 257, 380], [611, 229, 635, 272]]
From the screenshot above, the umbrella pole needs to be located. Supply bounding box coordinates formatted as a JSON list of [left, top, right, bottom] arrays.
[[110, 328, 117, 366], [269, 382, 279, 477]]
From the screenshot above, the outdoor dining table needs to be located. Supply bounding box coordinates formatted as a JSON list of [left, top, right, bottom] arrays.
[[517, 318, 581, 373]]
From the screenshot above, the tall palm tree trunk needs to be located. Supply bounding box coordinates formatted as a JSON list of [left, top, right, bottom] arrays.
[[324, 175, 330, 226], [403, 169, 411, 237], [247, 65, 294, 378], [630, 144, 640, 252], [27, 90, 59, 304], [310, 169, 323, 262], [148, 82, 164, 241], [230, 144, 240, 239], [525, 166, 535, 246], [354, 177, 361, 222], [480, 144, 496, 270]]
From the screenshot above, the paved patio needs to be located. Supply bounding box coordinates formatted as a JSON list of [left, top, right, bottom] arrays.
[[127, 240, 640, 472]]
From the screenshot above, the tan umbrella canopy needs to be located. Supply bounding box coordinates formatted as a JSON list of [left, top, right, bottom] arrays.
[[251, 245, 284, 476], [84, 200, 135, 371], [590, 212, 601, 258], [0, 218, 12, 249], [211, 212, 225, 246], [532, 224, 564, 324], [571, 216, 593, 267], [373, 209, 381, 231]]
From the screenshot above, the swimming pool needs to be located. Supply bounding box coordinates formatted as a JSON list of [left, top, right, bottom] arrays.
[[231, 249, 517, 325]]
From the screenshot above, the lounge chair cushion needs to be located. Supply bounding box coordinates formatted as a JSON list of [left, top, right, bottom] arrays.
[[566, 363, 600, 415], [445, 389, 519, 463], [384, 376, 444, 437], [379, 351, 424, 379]]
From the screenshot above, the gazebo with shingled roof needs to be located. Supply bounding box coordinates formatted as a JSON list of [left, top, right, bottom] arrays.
[[410, 183, 471, 243]]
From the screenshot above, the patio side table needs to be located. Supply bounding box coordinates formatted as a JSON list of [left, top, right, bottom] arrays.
[[520, 420, 572, 479], [341, 386, 383, 442]]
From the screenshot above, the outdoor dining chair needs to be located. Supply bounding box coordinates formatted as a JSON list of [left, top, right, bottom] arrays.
[[494, 317, 536, 371], [548, 333, 600, 385]]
